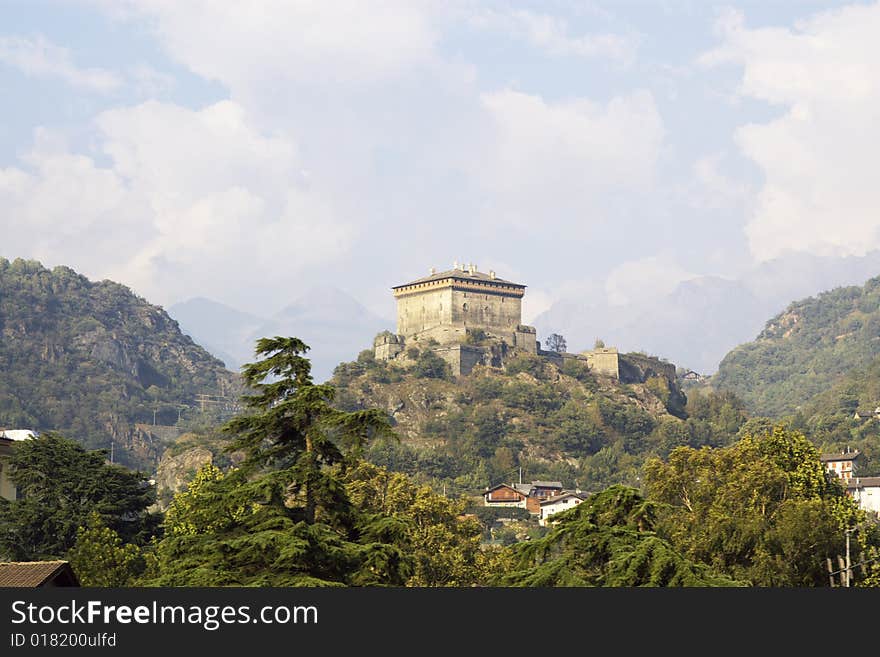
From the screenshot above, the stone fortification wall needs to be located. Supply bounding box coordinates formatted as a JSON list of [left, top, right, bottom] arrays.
[[449, 286, 522, 336], [619, 353, 677, 385], [432, 344, 487, 377], [582, 348, 620, 378], [396, 286, 453, 337]]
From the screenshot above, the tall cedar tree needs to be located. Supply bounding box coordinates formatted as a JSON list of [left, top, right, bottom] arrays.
[[223, 336, 394, 525], [143, 337, 412, 586]]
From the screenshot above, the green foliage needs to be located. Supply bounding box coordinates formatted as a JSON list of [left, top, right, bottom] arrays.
[[144, 337, 420, 586], [0, 258, 236, 469], [163, 464, 252, 536], [504, 354, 548, 379], [411, 349, 452, 380], [714, 276, 880, 416], [492, 486, 742, 587], [68, 513, 145, 587], [345, 461, 489, 586], [0, 433, 159, 560], [642, 425, 869, 586], [560, 358, 595, 386]]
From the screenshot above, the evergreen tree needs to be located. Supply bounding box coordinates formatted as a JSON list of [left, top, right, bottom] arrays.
[[144, 337, 411, 586], [0, 433, 158, 560]]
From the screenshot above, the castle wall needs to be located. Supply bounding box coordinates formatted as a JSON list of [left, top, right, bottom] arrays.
[[450, 288, 521, 336], [619, 353, 677, 385], [396, 287, 453, 337], [583, 348, 620, 378], [514, 326, 538, 354], [432, 344, 486, 376]]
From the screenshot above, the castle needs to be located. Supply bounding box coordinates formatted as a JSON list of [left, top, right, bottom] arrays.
[[375, 263, 676, 383]]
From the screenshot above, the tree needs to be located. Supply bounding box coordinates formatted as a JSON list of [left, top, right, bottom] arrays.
[[0, 433, 159, 560], [67, 513, 145, 587], [144, 337, 411, 586], [492, 486, 742, 587], [545, 333, 567, 353], [345, 461, 490, 586], [642, 425, 866, 586]]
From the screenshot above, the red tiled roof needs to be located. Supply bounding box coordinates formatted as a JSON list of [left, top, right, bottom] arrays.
[[0, 561, 79, 587]]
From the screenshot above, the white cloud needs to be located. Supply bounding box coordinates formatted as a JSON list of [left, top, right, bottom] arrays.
[[102, 0, 440, 92], [686, 153, 752, 210], [605, 256, 696, 307], [0, 35, 122, 92], [701, 4, 880, 261], [0, 101, 351, 311], [467, 8, 636, 64], [473, 89, 663, 231]]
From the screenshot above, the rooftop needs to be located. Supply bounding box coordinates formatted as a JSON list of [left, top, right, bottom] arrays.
[[540, 492, 589, 506], [846, 477, 880, 489], [0, 561, 79, 587], [393, 265, 525, 290], [820, 450, 861, 462]]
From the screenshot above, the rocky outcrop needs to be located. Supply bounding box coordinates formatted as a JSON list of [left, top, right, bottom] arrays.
[[154, 445, 214, 508]]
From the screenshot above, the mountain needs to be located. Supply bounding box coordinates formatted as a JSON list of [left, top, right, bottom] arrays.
[[533, 250, 880, 375], [169, 286, 391, 383], [712, 274, 880, 417], [167, 297, 265, 371], [0, 258, 238, 470]]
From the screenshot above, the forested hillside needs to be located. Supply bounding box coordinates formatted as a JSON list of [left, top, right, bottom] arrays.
[[714, 275, 880, 416], [0, 258, 237, 469], [329, 348, 747, 496]]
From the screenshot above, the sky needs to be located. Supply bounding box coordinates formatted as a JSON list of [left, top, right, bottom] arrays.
[[2, 0, 879, 323]]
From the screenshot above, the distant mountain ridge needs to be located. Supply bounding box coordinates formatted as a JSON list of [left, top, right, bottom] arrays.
[[533, 250, 880, 374], [713, 274, 880, 416], [0, 258, 238, 470], [169, 286, 392, 382]]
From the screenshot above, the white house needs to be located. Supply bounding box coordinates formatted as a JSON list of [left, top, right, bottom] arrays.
[[846, 477, 880, 515], [820, 450, 861, 483], [0, 429, 37, 501], [538, 492, 588, 526]]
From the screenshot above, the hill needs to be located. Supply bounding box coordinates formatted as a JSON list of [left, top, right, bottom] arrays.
[[0, 258, 238, 470], [713, 274, 880, 417], [328, 348, 745, 497]]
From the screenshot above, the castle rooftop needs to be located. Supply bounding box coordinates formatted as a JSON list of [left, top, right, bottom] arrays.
[[393, 265, 525, 291]]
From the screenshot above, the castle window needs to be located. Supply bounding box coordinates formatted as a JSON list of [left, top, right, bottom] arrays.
[[462, 303, 468, 312]]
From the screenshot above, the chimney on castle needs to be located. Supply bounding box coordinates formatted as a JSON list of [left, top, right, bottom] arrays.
[[453, 260, 459, 270], [469, 263, 476, 274], [429, 267, 436, 275], [489, 270, 495, 279]]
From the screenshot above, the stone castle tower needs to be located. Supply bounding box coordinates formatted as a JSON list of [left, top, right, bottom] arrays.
[[375, 263, 537, 374], [373, 262, 678, 384]]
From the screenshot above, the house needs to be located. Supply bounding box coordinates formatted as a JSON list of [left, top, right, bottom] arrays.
[[0, 436, 17, 501], [0, 429, 36, 501], [845, 477, 880, 515], [483, 483, 529, 509], [483, 481, 565, 514], [820, 450, 861, 483], [852, 407, 880, 421], [0, 561, 80, 587], [539, 492, 588, 527]]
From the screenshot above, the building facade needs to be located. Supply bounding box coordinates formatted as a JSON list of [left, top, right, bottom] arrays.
[[376, 264, 538, 375]]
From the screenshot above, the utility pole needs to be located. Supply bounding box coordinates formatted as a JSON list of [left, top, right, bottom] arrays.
[[519, 467, 522, 484], [846, 527, 854, 588]]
